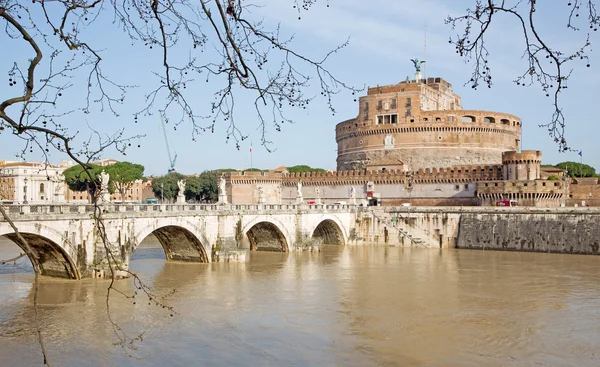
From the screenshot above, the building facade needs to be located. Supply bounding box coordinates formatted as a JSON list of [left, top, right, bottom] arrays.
[[0, 160, 70, 204]]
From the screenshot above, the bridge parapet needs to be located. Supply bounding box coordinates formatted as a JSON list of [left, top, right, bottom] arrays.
[[1, 203, 357, 220]]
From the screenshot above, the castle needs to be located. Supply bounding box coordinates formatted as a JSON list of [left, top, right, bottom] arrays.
[[225, 71, 570, 207]]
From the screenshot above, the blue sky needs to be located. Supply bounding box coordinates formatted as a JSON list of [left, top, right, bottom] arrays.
[[0, 0, 598, 175]]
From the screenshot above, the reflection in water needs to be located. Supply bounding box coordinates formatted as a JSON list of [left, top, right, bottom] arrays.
[[1, 237, 600, 366]]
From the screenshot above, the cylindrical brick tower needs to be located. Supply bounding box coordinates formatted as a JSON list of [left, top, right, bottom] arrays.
[[502, 150, 542, 181], [335, 77, 522, 171]]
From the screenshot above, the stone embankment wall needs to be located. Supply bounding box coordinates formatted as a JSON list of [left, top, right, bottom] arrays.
[[355, 207, 600, 255], [457, 211, 600, 255]]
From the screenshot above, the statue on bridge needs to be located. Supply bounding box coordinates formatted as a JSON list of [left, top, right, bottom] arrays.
[[99, 170, 110, 204], [315, 187, 322, 205], [296, 181, 303, 204], [177, 180, 186, 203], [218, 175, 228, 204], [350, 186, 356, 205], [257, 186, 265, 204]]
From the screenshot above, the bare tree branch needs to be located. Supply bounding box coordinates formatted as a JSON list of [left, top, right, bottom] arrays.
[[447, 0, 599, 152]]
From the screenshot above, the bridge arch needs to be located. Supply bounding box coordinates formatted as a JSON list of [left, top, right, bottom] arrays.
[[242, 218, 290, 252], [0, 224, 80, 279], [133, 219, 210, 263], [309, 215, 348, 246]]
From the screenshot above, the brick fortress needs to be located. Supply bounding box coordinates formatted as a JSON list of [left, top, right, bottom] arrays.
[[223, 69, 571, 207]]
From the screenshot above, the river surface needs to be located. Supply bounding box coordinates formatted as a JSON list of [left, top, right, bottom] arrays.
[[1, 237, 600, 367]]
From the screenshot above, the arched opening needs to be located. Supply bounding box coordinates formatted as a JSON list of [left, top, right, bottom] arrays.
[[483, 116, 495, 123], [136, 226, 208, 262], [130, 233, 167, 262], [461, 115, 476, 123], [500, 119, 510, 125], [0, 233, 79, 279], [246, 222, 288, 252], [312, 219, 345, 245], [0, 236, 33, 275]]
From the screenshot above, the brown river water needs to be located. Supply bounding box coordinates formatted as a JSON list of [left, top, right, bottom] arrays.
[[1, 236, 599, 367]]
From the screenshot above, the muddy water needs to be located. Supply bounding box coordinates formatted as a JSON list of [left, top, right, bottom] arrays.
[[1, 236, 599, 366]]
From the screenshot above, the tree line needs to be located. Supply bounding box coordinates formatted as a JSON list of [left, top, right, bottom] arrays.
[[63, 164, 327, 203]]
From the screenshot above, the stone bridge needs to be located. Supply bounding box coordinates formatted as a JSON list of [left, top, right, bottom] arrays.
[[0, 203, 365, 279]]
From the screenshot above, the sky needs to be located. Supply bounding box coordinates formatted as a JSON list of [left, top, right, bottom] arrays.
[[0, 0, 598, 176]]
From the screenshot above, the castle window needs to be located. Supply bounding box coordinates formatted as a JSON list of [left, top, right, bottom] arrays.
[[435, 117, 441, 121], [524, 183, 528, 187], [391, 99, 397, 109], [464, 184, 469, 190], [485, 183, 488, 187], [501, 119, 510, 125], [423, 117, 428, 121], [461, 115, 476, 123], [494, 183, 498, 187], [377, 100, 383, 110], [377, 114, 398, 124], [542, 182, 546, 186], [406, 98, 412, 107], [454, 185, 460, 190], [448, 116, 455, 122], [484, 117, 495, 123], [554, 182, 559, 187], [410, 118, 414, 123]]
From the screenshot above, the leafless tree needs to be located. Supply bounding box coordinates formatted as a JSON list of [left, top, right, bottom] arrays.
[[447, 0, 599, 151], [0, 0, 357, 364]]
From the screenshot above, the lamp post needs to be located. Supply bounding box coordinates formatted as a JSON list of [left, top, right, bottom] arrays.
[[23, 177, 28, 204]]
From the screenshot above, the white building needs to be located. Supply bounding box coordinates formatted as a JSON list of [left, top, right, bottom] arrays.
[[0, 160, 72, 204]]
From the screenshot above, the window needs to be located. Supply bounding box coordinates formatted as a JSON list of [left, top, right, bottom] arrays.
[[501, 119, 510, 125], [376, 114, 398, 124], [39, 183, 45, 193], [464, 184, 469, 190], [461, 115, 476, 123], [435, 117, 441, 121], [448, 116, 455, 122], [377, 100, 383, 110], [454, 185, 460, 190], [391, 99, 397, 109], [406, 98, 412, 107], [483, 117, 495, 123]]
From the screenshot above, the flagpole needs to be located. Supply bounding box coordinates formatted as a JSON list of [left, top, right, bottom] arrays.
[[250, 141, 253, 170], [580, 151, 583, 177]]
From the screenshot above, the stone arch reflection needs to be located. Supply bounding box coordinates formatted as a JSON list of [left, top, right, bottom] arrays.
[[135, 226, 208, 263], [0, 233, 79, 279], [312, 219, 345, 245], [246, 222, 288, 252]]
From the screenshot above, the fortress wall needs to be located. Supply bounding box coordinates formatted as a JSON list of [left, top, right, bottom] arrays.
[[281, 181, 478, 206]]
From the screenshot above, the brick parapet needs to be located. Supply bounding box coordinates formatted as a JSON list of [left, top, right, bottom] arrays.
[[223, 171, 283, 185], [281, 165, 503, 186], [477, 180, 567, 194], [336, 109, 521, 141], [502, 150, 542, 164]]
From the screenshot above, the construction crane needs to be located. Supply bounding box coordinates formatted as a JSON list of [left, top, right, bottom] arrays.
[[159, 113, 177, 173]]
